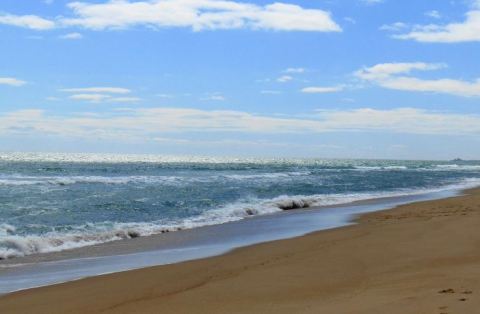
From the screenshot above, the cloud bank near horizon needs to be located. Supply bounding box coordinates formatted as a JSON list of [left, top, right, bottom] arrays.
[[1, 107, 479, 143]]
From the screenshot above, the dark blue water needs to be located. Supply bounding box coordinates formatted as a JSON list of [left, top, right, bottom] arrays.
[[1, 153, 479, 259]]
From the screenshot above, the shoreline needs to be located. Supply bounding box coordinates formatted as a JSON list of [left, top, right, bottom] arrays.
[[2, 182, 472, 266], [0, 187, 465, 294], [1, 188, 480, 312], [2, 177, 478, 264]]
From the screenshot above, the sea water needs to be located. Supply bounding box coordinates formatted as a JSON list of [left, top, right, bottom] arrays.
[[1, 152, 480, 260]]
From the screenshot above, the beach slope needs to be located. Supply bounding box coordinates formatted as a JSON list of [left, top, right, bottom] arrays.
[[1, 189, 480, 314]]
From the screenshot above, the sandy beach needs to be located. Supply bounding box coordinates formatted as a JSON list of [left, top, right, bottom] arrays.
[[1, 188, 479, 313], [2, 0, 479, 312]]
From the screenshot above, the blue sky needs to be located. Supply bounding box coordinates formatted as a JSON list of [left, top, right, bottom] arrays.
[[1, 0, 480, 159]]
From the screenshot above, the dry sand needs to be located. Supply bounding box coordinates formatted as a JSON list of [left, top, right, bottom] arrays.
[[1, 188, 480, 314]]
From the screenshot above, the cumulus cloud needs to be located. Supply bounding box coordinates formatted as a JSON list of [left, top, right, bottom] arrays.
[[0, 1, 341, 32], [0, 14, 55, 30], [301, 86, 344, 93], [0, 77, 27, 87], [58, 0, 341, 32], [396, 4, 480, 42], [355, 62, 480, 97], [1, 107, 480, 140]]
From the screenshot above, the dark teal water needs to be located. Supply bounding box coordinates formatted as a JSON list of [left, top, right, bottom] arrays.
[[1, 153, 479, 259]]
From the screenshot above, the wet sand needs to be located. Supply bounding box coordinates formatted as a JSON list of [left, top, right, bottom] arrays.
[[1, 188, 479, 313]]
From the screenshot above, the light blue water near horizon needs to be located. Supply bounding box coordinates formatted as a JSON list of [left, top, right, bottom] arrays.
[[1, 152, 480, 260]]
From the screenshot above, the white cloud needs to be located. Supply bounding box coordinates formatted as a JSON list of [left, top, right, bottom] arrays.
[[108, 97, 142, 103], [209, 95, 226, 101], [355, 62, 446, 81], [59, 32, 83, 39], [201, 93, 226, 101], [301, 86, 344, 93], [277, 75, 293, 83], [314, 108, 480, 135], [61, 87, 131, 94], [69, 94, 112, 102], [62, 86, 138, 103], [156, 93, 174, 98], [355, 62, 480, 97], [379, 22, 407, 32], [360, 0, 384, 5], [284, 67, 305, 73], [1, 107, 479, 139], [396, 7, 480, 42], [69, 95, 142, 103], [425, 10, 441, 19], [0, 77, 27, 87], [261, 90, 282, 94], [0, 14, 55, 30], [379, 77, 480, 96], [59, 0, 341, 32]]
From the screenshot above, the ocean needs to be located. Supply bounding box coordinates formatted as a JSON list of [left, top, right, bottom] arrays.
[[1, 152, 480, 260]]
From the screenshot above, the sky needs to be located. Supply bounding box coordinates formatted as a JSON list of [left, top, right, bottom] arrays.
[[0, 0, 480, 159]]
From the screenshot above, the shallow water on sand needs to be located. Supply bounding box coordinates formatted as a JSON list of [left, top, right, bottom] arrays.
[[0, 189, 460, 294]]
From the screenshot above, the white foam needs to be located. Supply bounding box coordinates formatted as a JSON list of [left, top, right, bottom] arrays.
[[222, 171, 311, 180], [434, 164, 480, 171], [0, 224, 16, 236], [0, 175, 179, 186], [0, 171, 314, 187], [384, 166, 408, 170], [354, 165, 416, 171], [0, 227, 147, 259]]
